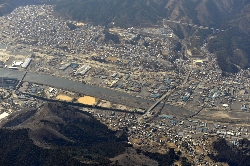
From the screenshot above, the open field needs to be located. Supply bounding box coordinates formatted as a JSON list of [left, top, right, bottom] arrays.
[[56, 94, 73, 102], [78, 96, 96, 105]]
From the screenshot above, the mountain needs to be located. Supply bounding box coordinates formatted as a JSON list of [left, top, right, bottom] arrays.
[[53, 0, 166, 27], [51, 0, 249, 29], [0, 102, 184, 165], [51, 0, 250, 73], [166, 0, 250, 73], [1, 0, 250, 73], [209, 138, 250, 166], [0, 129, 85, 166], [0, 0, 42, 16], [0, 102, 129, 165]]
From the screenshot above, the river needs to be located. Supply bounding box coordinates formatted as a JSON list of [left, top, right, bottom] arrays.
[[0, 68, 194, 117]]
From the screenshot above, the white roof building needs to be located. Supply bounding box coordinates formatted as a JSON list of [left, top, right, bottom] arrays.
[[21, 58, 32, 68]]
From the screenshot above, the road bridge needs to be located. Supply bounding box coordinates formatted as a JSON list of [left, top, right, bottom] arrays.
[[145, 70, 191, 115], [146, 88, 175, 115]]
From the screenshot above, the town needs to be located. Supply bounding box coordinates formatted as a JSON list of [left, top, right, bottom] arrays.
[[0, 5, 250, 165]]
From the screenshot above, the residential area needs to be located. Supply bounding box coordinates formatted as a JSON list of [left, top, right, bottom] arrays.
[[0, 4, 250, 165]]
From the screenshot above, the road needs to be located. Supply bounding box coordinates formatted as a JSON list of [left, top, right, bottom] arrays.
[[146, 88, 176, 114], [163, 19, 224, 31], [180, 71, 191, 88], [145, 70, 191, 116]]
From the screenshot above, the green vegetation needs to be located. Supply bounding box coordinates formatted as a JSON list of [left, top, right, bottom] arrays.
[[205, 0, 224, 27], [174, 41, 182, 52], [173, 24, 185, 39], [0, 102, 190, 165], [53, 0, 166, 28], [66, 22, 78, 30], [0, 103, 130, 165], [181, 157, 192, 166], [188, 36, 202, 50], [207, 28, 250, 73], [104, 28, 120, 44], [143, 148, 180, 166], [181, 0, 200, 25], [0, 0, 41, 16], [0, 129, 85, 165]]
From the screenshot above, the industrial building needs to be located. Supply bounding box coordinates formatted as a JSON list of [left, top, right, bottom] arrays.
[[0, 77, 18, 87], [21, 58, 32, 69], [12, 61, 23, 67], [59, 63, 71, 70], [74, 65, 91, 75]]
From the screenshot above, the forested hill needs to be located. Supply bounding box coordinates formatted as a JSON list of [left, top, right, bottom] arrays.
[[0, 102, 129, 165], [53, 0, 166, 27], [49, 0, 250, 29], [0, 102, 185, 165], [2, 0, 247, 29], [0, 0, 42, 16]]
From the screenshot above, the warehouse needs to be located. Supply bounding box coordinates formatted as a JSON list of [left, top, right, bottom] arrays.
[[21, 58, 32, 69], [59, 63, 71, 70], [0, 77, 18, 87]]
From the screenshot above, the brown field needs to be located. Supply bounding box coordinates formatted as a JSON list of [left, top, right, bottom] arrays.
[[78, 96, 96, 105], [106, 56, 118, 62], [56, 95, 73, 102]]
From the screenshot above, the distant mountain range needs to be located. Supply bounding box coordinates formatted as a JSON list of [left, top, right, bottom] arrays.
[[1, 0, 250, 73]]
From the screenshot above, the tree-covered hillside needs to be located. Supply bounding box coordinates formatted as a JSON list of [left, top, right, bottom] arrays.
[[0, 102, 185, 165], [53, 0, 167, 27]]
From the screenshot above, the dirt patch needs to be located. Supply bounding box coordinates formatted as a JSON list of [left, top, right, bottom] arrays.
[[13, 54, 26, 61], [56, 95, 73, 102], [97, 100, 112, 108], [0, 51, 10, 62], [77, 96, 96, 105], [106, 56, 118, 62], [212, 112, 231, 119]]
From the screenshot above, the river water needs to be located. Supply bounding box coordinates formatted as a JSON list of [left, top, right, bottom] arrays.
[[0, 68, 194, 117]]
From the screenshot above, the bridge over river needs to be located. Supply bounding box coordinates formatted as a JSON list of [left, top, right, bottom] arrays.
[[0, 69, 194, 117]]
